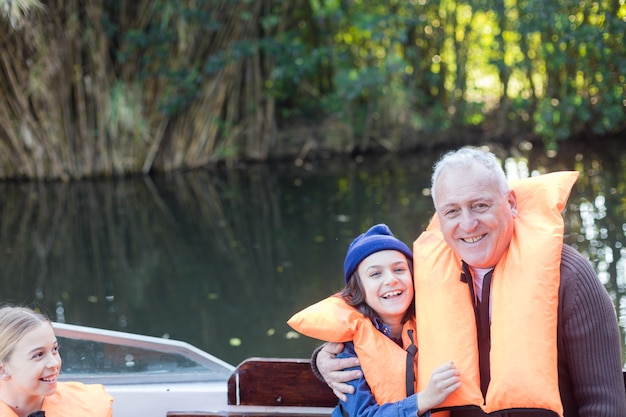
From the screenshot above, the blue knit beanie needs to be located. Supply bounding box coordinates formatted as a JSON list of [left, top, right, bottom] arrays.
[[343, 224, 413, 284]]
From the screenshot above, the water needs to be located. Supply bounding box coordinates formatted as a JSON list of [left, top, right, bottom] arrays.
[[0, 139, 624, 367]]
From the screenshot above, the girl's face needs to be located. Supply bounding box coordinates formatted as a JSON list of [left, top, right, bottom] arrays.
[[1, 322, 61, 400], [357, 250, 414, 326]]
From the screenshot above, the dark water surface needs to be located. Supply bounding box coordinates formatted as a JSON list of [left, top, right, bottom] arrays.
[[1, 140, 624, 367]]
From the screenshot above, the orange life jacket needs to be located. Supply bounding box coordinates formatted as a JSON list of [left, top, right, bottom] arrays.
[[288, 295, 418, 403], [0, 381, 113, 417], [413, 171, 579, 416]]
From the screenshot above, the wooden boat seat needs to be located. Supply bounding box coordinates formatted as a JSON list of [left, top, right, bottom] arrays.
[[167, 357, 336, 417]]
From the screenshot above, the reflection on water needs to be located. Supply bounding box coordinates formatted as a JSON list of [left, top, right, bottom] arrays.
[[0, 140, 624, 367]]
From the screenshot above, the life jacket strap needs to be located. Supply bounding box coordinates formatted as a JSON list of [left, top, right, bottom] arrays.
[[405, 329, 418, 396]]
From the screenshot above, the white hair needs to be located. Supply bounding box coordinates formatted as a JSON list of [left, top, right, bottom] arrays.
[[431, 147, 509, 203]]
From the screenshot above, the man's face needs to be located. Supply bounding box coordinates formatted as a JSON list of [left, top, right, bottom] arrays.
[[433, 163, 518, 269]]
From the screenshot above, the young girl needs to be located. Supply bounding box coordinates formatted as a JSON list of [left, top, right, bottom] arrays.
[[288, 224, 460, 417], [0, 305, 113, 417]]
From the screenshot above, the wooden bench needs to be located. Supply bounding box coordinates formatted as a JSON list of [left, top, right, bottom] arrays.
[[168, 357, 336, 417]]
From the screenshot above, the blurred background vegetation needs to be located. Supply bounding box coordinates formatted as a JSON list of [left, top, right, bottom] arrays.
[[1, 0, 624, 180]]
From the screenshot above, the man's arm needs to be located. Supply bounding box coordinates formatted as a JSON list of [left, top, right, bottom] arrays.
[[318, 344, 459, 416], [334, 342, 420, 417], [311, 342, 362, 401], [558, 245, 626, 416]]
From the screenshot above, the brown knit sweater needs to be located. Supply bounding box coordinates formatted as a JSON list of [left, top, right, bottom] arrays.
[[312, 244, 626, 416], [449, 245, 626, 417]]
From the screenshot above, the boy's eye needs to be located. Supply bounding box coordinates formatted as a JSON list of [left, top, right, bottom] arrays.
[[369, 271, 381, 278]]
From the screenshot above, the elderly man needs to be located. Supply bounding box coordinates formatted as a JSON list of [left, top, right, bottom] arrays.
[[314, 147, 625, 416]]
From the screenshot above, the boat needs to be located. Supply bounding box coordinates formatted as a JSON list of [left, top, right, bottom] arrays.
[[52, 322, 335, 417], [53, 323, 626, 417]]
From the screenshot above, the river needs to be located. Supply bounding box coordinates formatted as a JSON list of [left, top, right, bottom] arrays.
[[0, 139, 624, 367]]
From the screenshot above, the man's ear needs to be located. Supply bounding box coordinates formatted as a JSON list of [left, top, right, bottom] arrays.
[[508, 190, 518, 217]]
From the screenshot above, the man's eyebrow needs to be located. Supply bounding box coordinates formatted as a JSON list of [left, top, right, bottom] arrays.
[[437, 202, 458, 211], [469, 197, 493, 205]]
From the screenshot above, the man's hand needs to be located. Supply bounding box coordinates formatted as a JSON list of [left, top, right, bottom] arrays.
[[316, 342, 362, 401]]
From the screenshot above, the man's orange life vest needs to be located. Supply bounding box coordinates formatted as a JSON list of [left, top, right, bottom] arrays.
[[0, 381, 113, 417], [288, 295, 418, 403], [413, 171, 579, 417]]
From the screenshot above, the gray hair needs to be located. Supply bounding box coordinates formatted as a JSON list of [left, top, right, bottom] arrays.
[[431, 147, 509, 203]]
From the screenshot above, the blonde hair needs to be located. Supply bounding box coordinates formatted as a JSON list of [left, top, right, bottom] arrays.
[[0, 306, 51, 362]]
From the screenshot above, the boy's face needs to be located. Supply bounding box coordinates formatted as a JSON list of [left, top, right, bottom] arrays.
[[358, 250, 413, 328]]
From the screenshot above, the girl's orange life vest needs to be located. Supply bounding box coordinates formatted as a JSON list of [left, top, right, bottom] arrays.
[[288, 295, 418, 403], [0, 381, 113, 417], [413, 171, 579, 417]]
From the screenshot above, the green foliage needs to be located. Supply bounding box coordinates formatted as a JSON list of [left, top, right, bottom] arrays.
[[257, 0, 625, 149], [3, 0, 624, 179], [113, 0, 226, 116]]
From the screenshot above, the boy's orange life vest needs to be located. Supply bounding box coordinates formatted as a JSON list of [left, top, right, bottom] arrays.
[[414, 171, 579, 417], [0, 381, 113, 417], [288, 295, 417, 403]]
